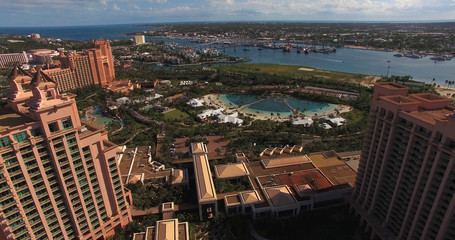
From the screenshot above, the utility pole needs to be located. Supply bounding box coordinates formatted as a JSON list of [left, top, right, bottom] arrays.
[[386, 66, 390, 77]]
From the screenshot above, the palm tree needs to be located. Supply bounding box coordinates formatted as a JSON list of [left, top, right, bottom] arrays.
[[445, 80, 449, 89]]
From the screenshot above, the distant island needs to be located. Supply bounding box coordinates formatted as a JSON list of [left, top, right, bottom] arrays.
[[130, 22, 455, 55]]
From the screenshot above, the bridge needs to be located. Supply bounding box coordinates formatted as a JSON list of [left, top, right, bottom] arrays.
[[238, 99, 265, 111], [283, 99, 297, 114]]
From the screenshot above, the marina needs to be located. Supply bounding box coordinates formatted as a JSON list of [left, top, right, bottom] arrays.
[[149, 36, 455, 84]]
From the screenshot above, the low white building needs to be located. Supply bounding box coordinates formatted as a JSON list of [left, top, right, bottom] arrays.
[[217, 112, 243, 125], [197, 108, 225, 119], [292, 117, 314, 126], [187, 98, 205, 107], [197, 109, 243, 125], [326, 117, 347, 127], [179, 80, 193, 86], [319, 123, 332, 129], [116, 97, 130, 105]]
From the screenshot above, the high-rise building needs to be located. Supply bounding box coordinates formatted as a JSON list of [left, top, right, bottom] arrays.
[[0, 67, 131, 240], [0, 52, 28, 69], [134, 35, 145, 45], [30, 33, 41, 39], [43, 39, 115, 92], [348, 82, 455, 240]]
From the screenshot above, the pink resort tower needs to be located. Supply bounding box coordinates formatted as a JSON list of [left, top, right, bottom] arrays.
[[0, 67, 131, 240]]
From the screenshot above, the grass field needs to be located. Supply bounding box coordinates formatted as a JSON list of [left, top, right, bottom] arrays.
[[163, 109, 190, 120], [217, 63, 380, 85]]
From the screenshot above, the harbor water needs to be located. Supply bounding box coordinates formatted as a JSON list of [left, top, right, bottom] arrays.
[[1, 24, 454, 85]]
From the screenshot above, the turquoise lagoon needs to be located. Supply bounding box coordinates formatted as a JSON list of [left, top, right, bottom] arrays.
[[92, 114, 115, 127], [219, 94, 337, 116]]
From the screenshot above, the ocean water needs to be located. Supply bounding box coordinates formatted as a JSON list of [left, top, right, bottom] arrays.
[[0, 24, 153, 41], [1, 24, 453, 84], [220, 94, 337, 116]]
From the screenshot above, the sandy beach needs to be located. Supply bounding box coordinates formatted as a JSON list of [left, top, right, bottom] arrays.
[[202, 94, 352, 122], [436, 87, 455, 98]]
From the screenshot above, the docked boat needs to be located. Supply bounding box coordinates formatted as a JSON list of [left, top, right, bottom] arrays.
[[282, 46, 292, 52], [430, 55, 452, 61], [393, 53, 403, 57], [407, 54, 422, 59]]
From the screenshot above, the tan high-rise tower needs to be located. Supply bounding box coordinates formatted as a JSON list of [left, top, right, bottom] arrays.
[[0, 67, 131, 240], [348, 82, 455, 240], [44, 39, 115, 92]]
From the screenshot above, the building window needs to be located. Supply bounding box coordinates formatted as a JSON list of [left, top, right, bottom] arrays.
[[30, 127, 43, 137], [0, 137, 11, 148], [48, 122, 59, 133], [62, 118, 73, 129], [13, 132, 28, 143]]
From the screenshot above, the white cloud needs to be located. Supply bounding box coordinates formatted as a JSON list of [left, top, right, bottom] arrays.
[[1, 0, 455, 27], [208, 0, 235, 4], [149, 0, 168, 3]]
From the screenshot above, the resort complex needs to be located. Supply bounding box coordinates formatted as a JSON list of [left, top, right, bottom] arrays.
[[118, 140, 358, 221], [1, 19, 454, 240]]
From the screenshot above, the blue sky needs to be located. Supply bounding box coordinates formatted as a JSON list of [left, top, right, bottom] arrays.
[[1, 0, 455, 27]]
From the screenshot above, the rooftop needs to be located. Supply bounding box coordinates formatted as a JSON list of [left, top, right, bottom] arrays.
[[192, 145, 217, 202], [319, 165, 357, 187], [307, 151, 342, 168], [118, 146, 172, 184], [261, 155, 311, 169], [0, 107, 34, 131], [240, 190, 262, 204], [156, 219, 178, 240], [375, 82, 410, 90], [191, 142, 207, 155], [404, 108, 454, 125], [132, 233, 145, 240], [172, 169, 188, 185], [248, 161, 315, 178], [133, 218, 188, 240], [225, 194, 241, 206], [174, 136, 229, 160], [215, 162, 249, 179], [382, 95, 420, 105], [145, 227, 155, 240], [344, 159, 360, 172], [264, 186, 298, 207], [278, 169, 333, 191]]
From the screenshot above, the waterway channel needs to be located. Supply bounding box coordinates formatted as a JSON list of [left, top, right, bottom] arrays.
[[150, 37, 455, 85]]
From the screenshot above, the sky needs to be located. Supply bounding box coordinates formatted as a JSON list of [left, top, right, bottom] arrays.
[[1, 0, 455, 27]]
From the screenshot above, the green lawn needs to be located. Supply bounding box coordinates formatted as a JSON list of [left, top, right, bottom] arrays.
[[163, 109, 190, 120], [217, 63, 377, 84]]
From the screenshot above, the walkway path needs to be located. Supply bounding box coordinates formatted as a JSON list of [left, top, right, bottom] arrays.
[[283, 99, 297, 114], [248, 220, 270, 240], [239, 99, 265, 110], [121, 127, 152, 145], [131, 203, 199, 217]]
